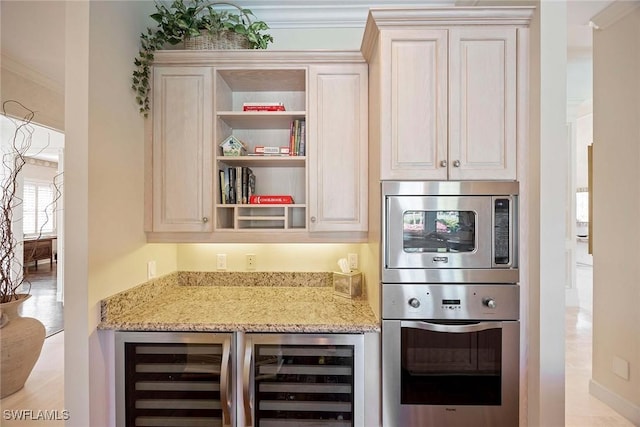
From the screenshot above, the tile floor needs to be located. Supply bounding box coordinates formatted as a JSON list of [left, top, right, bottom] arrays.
[[2, 247, 635, 426]]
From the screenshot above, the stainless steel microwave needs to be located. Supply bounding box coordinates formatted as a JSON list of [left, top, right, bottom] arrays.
[[382, 181, 518, 283]]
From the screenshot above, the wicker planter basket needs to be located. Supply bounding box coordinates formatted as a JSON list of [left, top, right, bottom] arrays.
[[184, 29, 250, 50], [183, 2, 252, 50]]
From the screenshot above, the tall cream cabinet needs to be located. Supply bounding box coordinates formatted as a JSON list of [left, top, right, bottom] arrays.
[[362, 7, 533, 181], [145, 51, 368, 243], [151, 66, 214, 233], [308, 64, 368, 233]]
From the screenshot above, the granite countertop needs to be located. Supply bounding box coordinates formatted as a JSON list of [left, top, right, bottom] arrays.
[[98, 272, 379, 333]]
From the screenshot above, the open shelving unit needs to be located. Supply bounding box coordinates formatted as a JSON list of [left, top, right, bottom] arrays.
[[214, 68, 307, 232]]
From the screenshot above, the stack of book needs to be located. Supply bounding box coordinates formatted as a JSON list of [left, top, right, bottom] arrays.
[[219, 168, 294, 205], [289, 119, 305, 156], [242, 102, 285, 111], [219, 167, 255, 204]]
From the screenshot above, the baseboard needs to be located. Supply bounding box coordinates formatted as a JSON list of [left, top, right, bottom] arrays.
[[565, 287, 580, 307], [589, 379, 640, 425]]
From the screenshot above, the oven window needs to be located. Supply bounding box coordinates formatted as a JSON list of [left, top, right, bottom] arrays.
[[400, 324, 502, 406], [403, 210, 476, 253]]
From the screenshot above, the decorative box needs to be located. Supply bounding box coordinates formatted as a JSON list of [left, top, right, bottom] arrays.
[[333, 271, 363, 299]]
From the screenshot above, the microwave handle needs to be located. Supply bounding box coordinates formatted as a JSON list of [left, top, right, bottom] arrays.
[[401, 320, 503, 333]]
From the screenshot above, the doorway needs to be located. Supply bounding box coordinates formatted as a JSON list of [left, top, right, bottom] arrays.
[[1, 115, 66, 337]]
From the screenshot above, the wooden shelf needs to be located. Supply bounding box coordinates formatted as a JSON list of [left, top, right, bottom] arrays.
[[217, 203, 306, 208], [217, 111, 306, 129], [218, 156, 306, 167]]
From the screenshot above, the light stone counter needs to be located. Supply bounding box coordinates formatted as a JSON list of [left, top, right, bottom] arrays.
[[99, 272, 379, 333]]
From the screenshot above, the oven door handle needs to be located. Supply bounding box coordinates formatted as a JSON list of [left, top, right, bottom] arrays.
[[401, 320, 503, 333]]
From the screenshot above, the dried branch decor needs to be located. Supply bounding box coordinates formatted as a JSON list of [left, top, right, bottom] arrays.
[[0, 100, 60, 303]]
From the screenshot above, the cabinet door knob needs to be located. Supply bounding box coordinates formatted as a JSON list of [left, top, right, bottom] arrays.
[[310, 216, 316, 223], [453, 160, 461, 168], [440, 160, 447, 168], [202, 217, 209, 223]]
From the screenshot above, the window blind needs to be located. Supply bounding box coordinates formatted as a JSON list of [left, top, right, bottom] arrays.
[[23, 181, 55, 235]]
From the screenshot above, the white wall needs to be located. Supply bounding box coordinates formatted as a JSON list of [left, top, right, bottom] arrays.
[[591, 4, 640, 423], [64, 2, 178, 426], [527, 1, 568, 426]]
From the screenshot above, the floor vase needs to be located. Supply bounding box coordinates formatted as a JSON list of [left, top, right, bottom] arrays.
[[0, 294, 45, 398]]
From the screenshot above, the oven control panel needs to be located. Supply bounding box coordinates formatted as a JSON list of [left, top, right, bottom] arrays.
[[382, 283, 519, 321]]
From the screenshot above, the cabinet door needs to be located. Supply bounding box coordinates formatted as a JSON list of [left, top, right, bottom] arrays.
[[308, 64, 368, 232], [152, 67, 213, 232], [380, 29, 448, 180], [449, 27, 517, 180]]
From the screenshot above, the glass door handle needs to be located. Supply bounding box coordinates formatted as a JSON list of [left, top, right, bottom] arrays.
[[220, 338, 232, 427], [243, 337, 254, 427]]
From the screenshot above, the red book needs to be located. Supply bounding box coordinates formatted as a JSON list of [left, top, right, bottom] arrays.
[[249, 195, 294, 204], [242, 102, 285, 111], [243, 105, 286, 111]]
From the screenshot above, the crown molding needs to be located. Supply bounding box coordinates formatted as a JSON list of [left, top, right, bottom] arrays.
[[0, 53, 64, 95], [215, 0, 455, 28], [361, 5, 535, 59], [25, 157, 58, 169], [365, 6, 535, 27], [590, 0, 640, 30], [153, 50, 366, 66]]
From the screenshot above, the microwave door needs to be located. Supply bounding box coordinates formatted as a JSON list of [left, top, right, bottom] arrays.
[[385, 196, 492, 269]]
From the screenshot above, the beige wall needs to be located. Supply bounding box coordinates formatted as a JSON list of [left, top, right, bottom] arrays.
[[63, 3, 369, 426], [178, 243, 360, 272], [592, 5, 640, 420], [63, 2, 177, 425], [0, 68, 64, 131], [1, 1, 64, 130]]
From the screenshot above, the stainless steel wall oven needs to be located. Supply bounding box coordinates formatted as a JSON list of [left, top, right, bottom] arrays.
[[382, 284, 520, 427]]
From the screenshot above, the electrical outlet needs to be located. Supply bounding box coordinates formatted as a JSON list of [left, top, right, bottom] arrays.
[[348, 253, 358, 270], [147, 260, 156, 280], [216, 254, 227, 271], [246, 254, 256, 270], [612, 356, 630, 380]]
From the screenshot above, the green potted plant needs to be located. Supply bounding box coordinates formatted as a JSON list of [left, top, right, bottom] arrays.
[[132, 0, 274, 115]]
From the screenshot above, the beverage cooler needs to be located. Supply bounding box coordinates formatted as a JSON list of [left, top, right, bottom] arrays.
[[239, 333, 365, 427], [116, 332, 365, 427], [116, 332, 235, 427]]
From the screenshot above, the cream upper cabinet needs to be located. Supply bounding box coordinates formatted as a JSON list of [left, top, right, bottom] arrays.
[[147, 51, 368, 243], [363, 8, 531, 182], [308, 64, 368, 233], [448, 27, 517, 180], [151, 66, 213, 232], [380, 29, 448, 180]]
